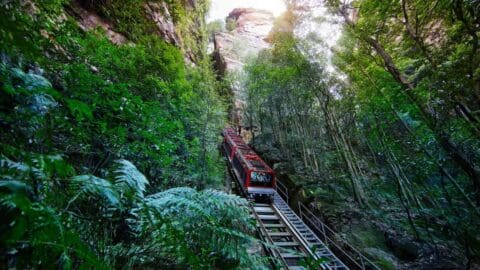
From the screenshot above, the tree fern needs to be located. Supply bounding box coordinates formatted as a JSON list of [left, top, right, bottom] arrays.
[[0, 156, 266, 269], [114, 160, 148, 199], [0, 180, 105, 269], [70, 175, 120, 207], [131, 187, 265, 269], [0, 156, 46, 181]]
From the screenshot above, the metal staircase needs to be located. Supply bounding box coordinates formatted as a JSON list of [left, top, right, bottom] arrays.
[[273, 193, 349, 270]]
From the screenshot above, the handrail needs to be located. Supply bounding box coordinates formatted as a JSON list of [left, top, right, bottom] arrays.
[[298, 202, 380, 270], [276, 180, 380, 270], [275, 179, 289, 204]]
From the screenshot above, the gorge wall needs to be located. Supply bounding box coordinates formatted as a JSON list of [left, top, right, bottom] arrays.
[[212, 8, 274, 130], [71, 0, 209, 64]]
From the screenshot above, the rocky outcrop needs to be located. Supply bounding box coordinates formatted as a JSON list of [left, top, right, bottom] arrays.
[[214, 8, 273, 74], [68, 1, 127, 45], [145, 1, 204, 64], [213, 8, 274, 127], [70, 0, 200, 64], [144, 2, 180, 48], [143, 2, 197, 64]]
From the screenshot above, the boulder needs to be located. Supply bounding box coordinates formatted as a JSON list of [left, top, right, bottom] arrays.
[[25, 94, 58, 116], [384, 230, 422, 260], [363, 248, 398, 270], [10, 68, 52, 90], [251, 133, 284, 164]]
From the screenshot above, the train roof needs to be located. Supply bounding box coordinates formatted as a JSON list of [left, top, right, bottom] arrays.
[[239, 153, 274, 173], [224, 129, 249, 149], [222, 127, 237, 137], [222, 128, 274, 173]]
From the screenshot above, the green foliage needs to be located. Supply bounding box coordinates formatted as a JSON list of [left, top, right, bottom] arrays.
[[245, 1, 480, 265], [131, 187, 262, 268], [0, 0, 67, 58], [207, 19, 226, 37], [71, 175, 120, 206], [0, 153, 261, 268], [0, 0, 237, 268], [87, 0, 211, 61], [114, 160, 148, 199], [226, 18, 237, 31], [66, 99, 94, 121], [0, 157, 105, 269]]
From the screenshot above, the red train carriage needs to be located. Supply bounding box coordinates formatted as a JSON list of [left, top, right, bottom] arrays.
[[221, 128, 276, 200]]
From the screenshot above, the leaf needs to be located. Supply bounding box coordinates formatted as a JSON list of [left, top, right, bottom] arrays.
[[114, 160, 148, 199], [71, 175, 120, 206], [66, 99, 93, 121]]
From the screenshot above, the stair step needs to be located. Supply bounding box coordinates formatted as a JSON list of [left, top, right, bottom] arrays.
[[268, 232, 291, 237], [274, 242, 300, 247], [254, 207, 274, 213], [259, 215, 279, 220], [263, 223, 285, 228], [287, 267, 306, 270], [254, 203, 270, 207], [280, 253, 307, 259]]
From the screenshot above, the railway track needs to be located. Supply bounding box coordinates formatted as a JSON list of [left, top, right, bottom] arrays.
[[221, 129, 378, 269], [251, 195, 349, 270], [224, 146, 349, 269]]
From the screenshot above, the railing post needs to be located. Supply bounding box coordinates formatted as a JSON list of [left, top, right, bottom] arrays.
[[285, 182, 289, 205], [298, 202, 302, 219], [321, 222, 326, 244]]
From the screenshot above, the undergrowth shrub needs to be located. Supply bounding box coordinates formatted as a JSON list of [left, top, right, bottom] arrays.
[[0, 157, 264, 268], [0, 0, 237, 268]]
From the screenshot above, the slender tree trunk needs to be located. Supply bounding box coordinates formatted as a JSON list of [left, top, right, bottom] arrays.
[[339, 9, 480, 198], [400, 0, 435, 66], [359, 66, 480, 212], [319, 93, 367, 207]]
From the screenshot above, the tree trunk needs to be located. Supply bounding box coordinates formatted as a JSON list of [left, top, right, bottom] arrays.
[[339, 9, 480, 198]]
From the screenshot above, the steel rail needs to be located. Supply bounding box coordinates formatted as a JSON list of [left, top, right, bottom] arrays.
[[221, 138, 377, 270], [274, 178, 380, 270], [251, 203, 290, 268], [252, 202, 313, 269], [297, 203, 381, 270]]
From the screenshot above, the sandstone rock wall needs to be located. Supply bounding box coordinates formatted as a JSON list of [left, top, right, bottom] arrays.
[[212, 8, 274, 130], [68, 1, 128, 45], [69, 0, 204, 65]]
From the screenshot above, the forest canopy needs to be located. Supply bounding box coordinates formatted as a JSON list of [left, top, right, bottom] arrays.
[[0, 0, 263, 268], [243, 1, 480, 268]]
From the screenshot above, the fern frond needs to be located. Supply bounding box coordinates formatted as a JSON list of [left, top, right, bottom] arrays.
[[129, 187, 263, 268], [71, 175, 120, 206], [0, 182, 106, 268], [114, 160, 148, 199], [0, 156, 46, 180]]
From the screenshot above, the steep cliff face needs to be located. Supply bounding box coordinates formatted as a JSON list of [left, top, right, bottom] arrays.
[[144, 2, 181, 46], [68, 1, 128, 45], [71, 0, 208, 64], [213, 8, 273, 74], [213, 8, 274, 128]]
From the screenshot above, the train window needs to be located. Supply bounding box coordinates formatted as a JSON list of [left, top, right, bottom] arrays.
[[225, 143, 232, 156], [250, 171, 272, 186], [233, 155, 246, 183]]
